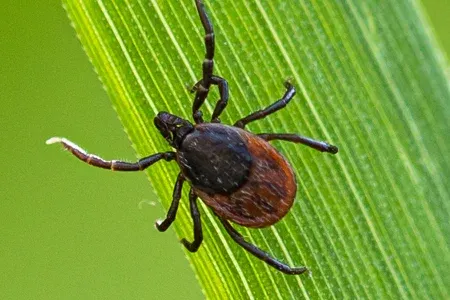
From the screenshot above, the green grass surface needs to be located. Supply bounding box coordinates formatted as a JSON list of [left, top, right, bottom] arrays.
[[1, 0, 448, 299]]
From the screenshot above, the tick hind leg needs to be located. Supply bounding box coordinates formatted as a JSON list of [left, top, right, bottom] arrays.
[[217, 216, 308, 275], [181, 189, 203, 252], [234, 81, 295, 129], [258, 133, 338, 154], [192, 0, 229, 123]]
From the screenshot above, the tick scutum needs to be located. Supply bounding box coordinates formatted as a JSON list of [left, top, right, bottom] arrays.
[[177, 123, 252, 195]]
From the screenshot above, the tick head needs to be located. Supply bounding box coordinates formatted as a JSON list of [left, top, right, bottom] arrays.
[[154, 112, 193, 149]]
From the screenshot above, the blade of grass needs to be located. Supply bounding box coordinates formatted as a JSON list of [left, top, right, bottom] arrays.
[[63, 0, 449, 298]]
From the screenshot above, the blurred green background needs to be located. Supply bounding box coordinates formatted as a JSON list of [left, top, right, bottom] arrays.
[[0, 0, 447, 299]]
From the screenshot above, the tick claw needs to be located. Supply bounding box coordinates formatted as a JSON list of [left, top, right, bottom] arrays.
[[328, 144, 339, 154], [284, 78, 294, 88], [46, 137, 63, 145], [155, 219, 164, 231]]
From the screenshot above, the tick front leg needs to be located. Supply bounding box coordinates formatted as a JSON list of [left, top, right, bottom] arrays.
[[181, 189, 203, 252], [192, 0, 215, 123], [46, 137, 175, 171], [234, 81, 296, 129], [210, 76, 229, 123], [258, 133, 338, 154], [196, 0, 214, 80], [217, 216, 308, 275], [155, 173, 185, 232]]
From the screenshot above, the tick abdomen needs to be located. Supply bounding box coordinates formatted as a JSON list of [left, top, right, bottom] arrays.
[[177, 123, 252, 194], [178, 123, 297, 228]]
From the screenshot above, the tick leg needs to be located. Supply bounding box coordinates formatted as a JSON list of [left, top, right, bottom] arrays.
[[217, 216, 308, 275], [196, 0, 214, 80], [46, 137, 175, 171], [155, 173, 185, 232], [258, 133, 338, 154], [181, 189, 203, 252], [192, 0, 215, 123], [234, 81, 295, 129], [210, 76, 229, 122]]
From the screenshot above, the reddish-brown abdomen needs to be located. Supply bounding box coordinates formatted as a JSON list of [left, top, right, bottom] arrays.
[[195, 129, 297, 228]]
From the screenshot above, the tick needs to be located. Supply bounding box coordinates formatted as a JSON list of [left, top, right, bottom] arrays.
[[47, 0, 338, 275]]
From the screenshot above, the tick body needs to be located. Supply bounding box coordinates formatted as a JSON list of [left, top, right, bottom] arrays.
[[48, 0, 338, 275], [179, 123, 297, 228]]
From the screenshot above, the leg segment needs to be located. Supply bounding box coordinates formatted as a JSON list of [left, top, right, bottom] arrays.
[[258, 133, 338, 154], [217, 216, 308, 275], [234, 82, 296, 129], [192, 0, 215, 123], [196, 0, 214, 80], [181, 189, 203, 252], [46, 137, 175, 171], [210, 76, 229, 122], [155, 173, 185, 232]]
